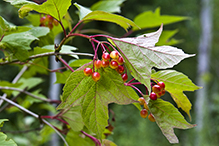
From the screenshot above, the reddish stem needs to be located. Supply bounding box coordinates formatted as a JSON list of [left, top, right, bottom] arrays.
[[41, 115, 69, 125], [59, 21, 67, 37], [125, 84, 144, 97], [0, 34, 5, 42], [128, 78, 135, 83], [58, 57, 74, 72], [81, 130, 101, 146], [129, 82, 142, 85], [70, 20, 83, 34]]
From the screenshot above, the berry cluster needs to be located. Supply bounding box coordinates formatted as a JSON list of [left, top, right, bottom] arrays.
[[149, 82, 166, 100], [138, 97, 156, 122], [40, 15, 59, 29], [84, 50, 128, 82]]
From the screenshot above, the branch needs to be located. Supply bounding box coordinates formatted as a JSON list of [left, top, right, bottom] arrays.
[[0, 52, 94, 66], [81, 130, 101, 146], [0, 66, 28, 106], [0, 95, 69, 146]]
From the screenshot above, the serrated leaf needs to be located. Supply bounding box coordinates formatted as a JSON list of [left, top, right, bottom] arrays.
[[65, 129, 95, 146], [156, 30, 182, 46], [112, 25, 194, 92], [42, 45, 78, 59], [133, 8, 188, 30], [4, 0, 35, 8], [91, 0, 125, 13], [148, 99, 196, 143], [151, 70, 201, 119], [74, 3, 92, 20], [61, 106, 84, 132], [18, 0, 72, 21], [82, 11, 139, 32], [55, 70, 71, 84], [57, 67, 139, 139], [0, 27, 49, 61], [0, 132, 17, 146]]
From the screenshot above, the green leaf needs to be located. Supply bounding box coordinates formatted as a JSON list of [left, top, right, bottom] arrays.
[[74, 3, 92, 20], [0, 132, 17, 146], [0, 81, 22, 95], [3, 0, 35, 8], [61, 106, 84, 132], [18, 0, 72, 21], [43, 45, 78, 59], [0, 16, 30, 36], [82, 11, 139, 32], [57, 67, 139, 139], [148, 99, 196, 143], [156, 30, 182, 46], [133, 8, 188, 30], [69, 59, 93, 67], [0, 27, 49, 61], [91, 0, 125, 13], [55, 70, 71, 84], [102, 139, 117, 146], [65, 129, 95, 146], [0, 119, 8, 129], [151, 70, 201, 119], [112, 25, 194, 92]]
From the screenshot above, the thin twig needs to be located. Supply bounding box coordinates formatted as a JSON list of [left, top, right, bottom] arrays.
[[58, 57, 74, 72], [0, 66, 28, 106], [0, 96, 69, 146], [0, 52, 94, 66]]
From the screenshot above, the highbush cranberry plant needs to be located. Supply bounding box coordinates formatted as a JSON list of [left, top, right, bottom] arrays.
[[0, 0, 201, 145]]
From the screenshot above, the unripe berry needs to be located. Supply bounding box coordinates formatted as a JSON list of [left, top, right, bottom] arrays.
[[101, 60, 109, 68], [53, 19, 59, 26], [117, 56, 124, 65], [152, 85, 161, 93], [158, 90, 165, 97], [149, 92, 157, 100], [48, 22, 53, 29], [144, 102, 149, 111], [140, 109, 148, 118], [121, 73, 128, 82], [84, 68, 93, 76], [110, 51, 119, 59], [157, 82, 165, 90], [92, 72, 101, 82], [94, 60, 102, 69], [110, 61, 118, 69], [40, 16, 46, 23], [46, 15, 53, 22], [102, 52, 110, 61], [138, 97, 145, 105], [116, 65, 124, 74], [148, 113, 156, 122]]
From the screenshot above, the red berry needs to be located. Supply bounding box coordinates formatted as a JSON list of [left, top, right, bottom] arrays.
[[116, 65, 124, 74], [84, 68, 93, 76], [144, 102, 149, 111], [110, 51, 119, 59], [140, 109, 148, 118], [48, 21, 53, 29], [152, 85, 161, 93], [157, 82, 165, 90], [102, 52, 110, 61], [53, 19, 59, 26], [92, 72, 101, 82], [101, 60, 109, 68], [40, 16, 46, 23], [149, 92, 157, 100], [94, 60, 102, 69], [46, 15, 53, 22], [110, 61, 118, 69], [117, 56, 124, 65], [148, 113, 156, 122], [158, 90, 165, 97], [121, 73, 128, 82], [138, 97, 145, 105]]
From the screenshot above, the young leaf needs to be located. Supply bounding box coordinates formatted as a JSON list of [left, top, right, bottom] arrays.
[[132, 8, 188, 30], [0, 132, 17, 146], [82, 11, 139, 32], [74, 3, 92, 20], [91, 0, 126, 13], [0, 119, 8, 129], [3, 0, 35, 8], [61, 106, 84, 132], [151, 70, 201, 119], [102, 139, 117, 146], [57, 67, 139, 139], [148, 99, 196, 143], [112, 25, 194, 92], [156, 30, 182, 46], [18, 0, 72, 21]]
